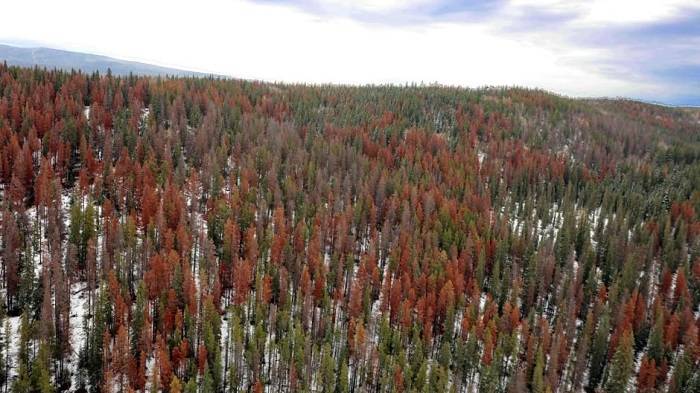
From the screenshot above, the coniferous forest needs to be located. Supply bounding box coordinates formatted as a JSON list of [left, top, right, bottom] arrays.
[[0, 64, 699, 393]]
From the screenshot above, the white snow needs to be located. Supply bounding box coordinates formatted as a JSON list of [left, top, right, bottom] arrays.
[[69, 283, 90, 389]]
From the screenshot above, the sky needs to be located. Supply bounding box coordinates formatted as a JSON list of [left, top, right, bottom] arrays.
[[1, 0, 699, 106]]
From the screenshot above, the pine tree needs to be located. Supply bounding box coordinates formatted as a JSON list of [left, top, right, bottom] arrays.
[[184, 378, 197, 393], [604, 329, 634, 393], [571, 310, 593, 390], [429, 365, 448, 393], [479, 358, 500, 393], [646, 309, 664, 364], [31, 340, 53, 393], [17, 247, 37, 314], [668, 350, 693, 393], [337, 359, 349, 393], [68, 203, 83, 264], [12, 312, 31, 393], [413, 361, 427, 392], [170, 376, 183, 393], [2, 210, 21, 313], [588, 309, 610, 390], [320, 344, 335, 393], [81, 282, 111, 393], [131, 282, 147, 355], [202, 298, 222, 391], [81, 202, 96, 268], [531, 346, 545, 393], [463, 328, 479, 385], [201, 366, 214, 393]]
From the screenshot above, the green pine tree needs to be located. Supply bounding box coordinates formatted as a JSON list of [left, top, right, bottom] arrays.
[[337, 358, 349, 393], [429, 365, 448, 393], [588, 309, 610, 390], [203, 299, 222, 392], [647, 310, 664, 364], [12, 312, 31, 393], [201, 366, 215, 393], [604, 330, 634, 393], [184, 378, 197, 393], [81, 282, 111, 393], [668, 350, 693, 393], [31, 340, 53, 393], [531, 347, 545, 393], [479, 357, 500, 393], [320, 344, 335, 393]]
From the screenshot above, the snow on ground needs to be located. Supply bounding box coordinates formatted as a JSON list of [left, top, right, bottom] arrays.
[[588, 207, 602, 249], [4, 315, 21, 381], [141, 108, 150, 123], [505, 201, 564, 243], [69, 282, 90, 390]]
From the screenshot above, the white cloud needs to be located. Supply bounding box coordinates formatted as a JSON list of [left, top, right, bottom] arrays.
[[508, 0, 700, 25], [585, 0, 700, 24], [312, 0, 434, 13]]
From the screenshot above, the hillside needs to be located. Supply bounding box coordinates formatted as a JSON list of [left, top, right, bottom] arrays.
[[0, 65, 698, 393], [0, 44, 212, 77]]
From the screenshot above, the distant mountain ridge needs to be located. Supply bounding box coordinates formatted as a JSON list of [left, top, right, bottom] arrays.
[[1, 44, 697, 110], [0, 44, 218, 77]]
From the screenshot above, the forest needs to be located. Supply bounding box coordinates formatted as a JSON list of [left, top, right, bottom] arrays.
[[0, 64, 699, 393]]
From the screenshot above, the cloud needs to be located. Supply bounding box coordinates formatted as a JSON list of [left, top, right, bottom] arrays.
[[307, 0, 434, 13], [0, 0, 698, 105], [505, 0, 699, 25]]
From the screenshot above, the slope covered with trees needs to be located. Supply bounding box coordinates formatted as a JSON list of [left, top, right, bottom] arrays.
[[0, 64, 699, 392]]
